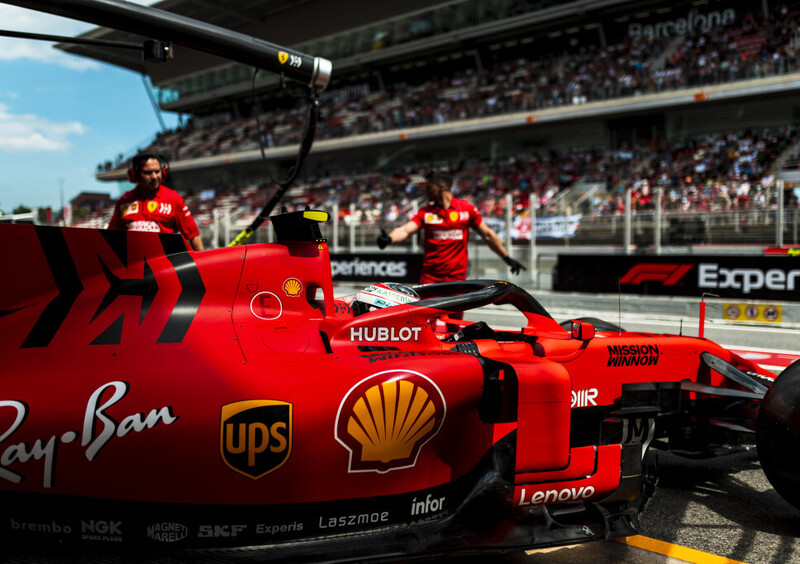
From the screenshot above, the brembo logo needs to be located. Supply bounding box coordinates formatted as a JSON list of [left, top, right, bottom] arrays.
[[335, 370, 445, 473], [698, 263, 800, 294], [620, 263, 693, 286], [220, 400, 291, 480]]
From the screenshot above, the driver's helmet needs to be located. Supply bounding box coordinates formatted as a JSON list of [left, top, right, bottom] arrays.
[[352, 282, 420, 316]]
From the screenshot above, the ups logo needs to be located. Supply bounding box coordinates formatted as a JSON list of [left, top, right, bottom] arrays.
[[220, 400, 292, 479]]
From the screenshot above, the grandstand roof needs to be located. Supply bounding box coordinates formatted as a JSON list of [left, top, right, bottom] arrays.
[[57, 0, 453, 84], [58, 0, 686, 114], [57, 0, 287, 74]]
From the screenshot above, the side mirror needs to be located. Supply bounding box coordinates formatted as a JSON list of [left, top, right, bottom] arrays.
[[571, 320, 595, 341]]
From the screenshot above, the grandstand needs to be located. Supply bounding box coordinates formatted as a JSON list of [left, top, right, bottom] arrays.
[[63, 0, 800, 258]]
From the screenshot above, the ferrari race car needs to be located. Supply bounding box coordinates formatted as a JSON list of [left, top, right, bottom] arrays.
[[2, 0, 800, 561], [1, 212, 799, 562]]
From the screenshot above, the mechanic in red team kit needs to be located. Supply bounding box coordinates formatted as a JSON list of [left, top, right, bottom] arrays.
[[377, 171, 524, 283], [107, 153, 205, 251]]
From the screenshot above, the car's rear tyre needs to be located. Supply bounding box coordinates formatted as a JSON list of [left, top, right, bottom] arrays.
[[756, 359, 800, 510]]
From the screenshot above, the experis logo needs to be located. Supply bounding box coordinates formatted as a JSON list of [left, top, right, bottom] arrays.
[[699, 264, 800, 294], [619, 263, 693, 286]]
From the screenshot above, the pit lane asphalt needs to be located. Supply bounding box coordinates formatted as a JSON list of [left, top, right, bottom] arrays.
[[441, 449, 800, 564]]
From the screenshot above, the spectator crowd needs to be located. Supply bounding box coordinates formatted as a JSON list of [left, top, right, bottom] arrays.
[[83, 6, 800, 235], [95, 3, 800, 173]]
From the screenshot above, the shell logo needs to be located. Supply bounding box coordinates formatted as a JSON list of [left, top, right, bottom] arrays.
[[335, 370, 446, 473], [121, 202, 138, 215], [283, 278, 302, 297]]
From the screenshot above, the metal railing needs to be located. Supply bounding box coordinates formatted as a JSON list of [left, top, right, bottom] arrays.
[[199, 184, 800, 288]]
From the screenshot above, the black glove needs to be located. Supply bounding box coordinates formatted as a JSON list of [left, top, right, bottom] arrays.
[[503, 255, 526, 275], [377, 229, 392, 250]]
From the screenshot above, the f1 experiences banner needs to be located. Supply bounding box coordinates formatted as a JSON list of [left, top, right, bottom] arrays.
[[555, 255, 800, 301], [330, 253, 422, 283]]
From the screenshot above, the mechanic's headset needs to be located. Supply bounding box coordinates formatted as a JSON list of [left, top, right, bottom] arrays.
[[127, 153, 169, 183]]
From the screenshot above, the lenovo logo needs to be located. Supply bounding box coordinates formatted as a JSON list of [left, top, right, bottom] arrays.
[[518, 485, 596, 506], [620, 263, 693, 286]]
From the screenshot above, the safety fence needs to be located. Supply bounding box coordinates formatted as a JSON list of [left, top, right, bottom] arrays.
[[202, 187, 800, 252]]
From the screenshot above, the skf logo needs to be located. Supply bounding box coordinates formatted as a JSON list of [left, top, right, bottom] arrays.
[[220, 400, 292, 480], [283, 278, 302, 296], [147, 201, 158, 213], [278, 51, 288, 64], [335, 370, 445, 473], [121, 201, 138, 216], [619, 263, 693, 286], [198, 524, 247, 538]]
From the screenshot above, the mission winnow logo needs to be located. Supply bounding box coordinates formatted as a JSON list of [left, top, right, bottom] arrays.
[[607, 344, 660, 367]]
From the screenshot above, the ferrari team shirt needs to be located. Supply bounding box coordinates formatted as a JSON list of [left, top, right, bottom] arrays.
[[108, 185, 200, 241], [411, 196, 483, 283]]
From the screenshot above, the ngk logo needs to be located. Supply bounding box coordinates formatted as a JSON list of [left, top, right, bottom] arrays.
[[81, 520, 121, 535], [699, 264, 800, 294], [620, 263, 693, 286]]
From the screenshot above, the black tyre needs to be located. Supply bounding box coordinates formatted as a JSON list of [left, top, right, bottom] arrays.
[[756, 359, 800, 510]]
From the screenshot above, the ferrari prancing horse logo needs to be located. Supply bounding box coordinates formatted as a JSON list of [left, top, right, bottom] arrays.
[[220, 400, 292, 480]]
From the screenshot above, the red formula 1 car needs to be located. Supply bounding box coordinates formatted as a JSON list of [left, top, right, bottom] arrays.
[[1, 212, 799, 562], [2, 0, 800, 561]]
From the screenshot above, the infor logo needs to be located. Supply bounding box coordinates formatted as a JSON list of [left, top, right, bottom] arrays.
[[220, 400, 292, 479]]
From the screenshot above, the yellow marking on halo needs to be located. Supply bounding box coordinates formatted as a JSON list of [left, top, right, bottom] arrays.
[[303, 210, 329, 222], [615, 535, 749, 564]]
